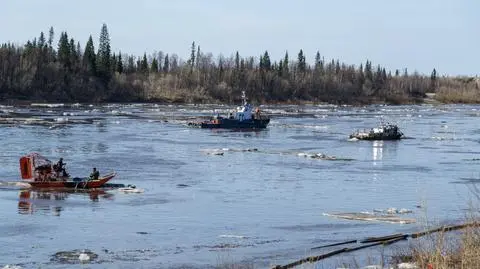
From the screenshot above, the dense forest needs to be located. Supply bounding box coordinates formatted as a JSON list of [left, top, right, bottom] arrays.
[[0, 24, 478, 105]]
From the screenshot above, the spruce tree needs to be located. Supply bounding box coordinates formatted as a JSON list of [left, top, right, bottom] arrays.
[[151, 58, 159, 72], [116, 53, 123, 73], [48, 27, 54, 48], [83, 35, 96, 74], [195, 46, 201, 69], [262, 51, 271, 71], [127, 56, 135, 73], [283, 51, 289, 75], [297, 49, 306, 72], [163, 54, 169, 73], [38, 32, 46, 48], [140, 53, 149, 73], [315, 51, 321, 70], [235, 51, 240, 70], [430, 68, 437, 92], [188, 41, 196, 69], [97, 23, 111, 78], [58, 32, 71, 68]]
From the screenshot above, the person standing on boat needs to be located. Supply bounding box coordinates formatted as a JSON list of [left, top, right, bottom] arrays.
[[90, 167, 100, 180], [54, 158, 67, 177]]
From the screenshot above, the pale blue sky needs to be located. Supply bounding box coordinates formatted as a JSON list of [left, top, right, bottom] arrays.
[[2, 0, 478, 75]]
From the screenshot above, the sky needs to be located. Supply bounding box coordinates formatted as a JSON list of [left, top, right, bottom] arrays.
[[1, 0, 478, 76]]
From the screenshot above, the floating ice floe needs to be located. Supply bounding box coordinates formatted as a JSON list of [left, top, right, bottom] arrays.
[[118, 185, 144, 193], [373, 208, 413, 214], [323, 212, 416, 224], [78, 253, 90, 262], [54, 117, 69, 123], [297, 152, 337, 160], [51, 249, 98, 264], [0, 181, 31, 188], [219, 234, 249, 239], [2, 265, 23, 269], [31, 103, 64, 108]]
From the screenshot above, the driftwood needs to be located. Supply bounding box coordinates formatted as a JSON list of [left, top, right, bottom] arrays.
[[272, 222, 480, 269]]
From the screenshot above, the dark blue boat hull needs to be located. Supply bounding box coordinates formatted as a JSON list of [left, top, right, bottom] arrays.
[[188, 118, 270, 129]]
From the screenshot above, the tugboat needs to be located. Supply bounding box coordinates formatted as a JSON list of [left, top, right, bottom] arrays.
[[187, 91, 270, 129], [349, 123, 404, 140]]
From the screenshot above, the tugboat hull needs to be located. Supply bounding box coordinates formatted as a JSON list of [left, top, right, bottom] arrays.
[[189, 118, 270, 129], [349, 133, 403, 140], [349, 123, 404, 141]]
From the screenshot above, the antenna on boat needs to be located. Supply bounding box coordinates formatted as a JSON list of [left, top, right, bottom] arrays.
[[241, 91, 247, 105]]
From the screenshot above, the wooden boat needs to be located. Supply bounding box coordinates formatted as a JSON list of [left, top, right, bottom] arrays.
[[19, 153, 116, 189]]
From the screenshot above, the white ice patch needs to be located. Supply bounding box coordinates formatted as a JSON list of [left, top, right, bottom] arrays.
[[219, 234, 249, 239], [55, 117, 69, 123], [2, 265, 23, 269]]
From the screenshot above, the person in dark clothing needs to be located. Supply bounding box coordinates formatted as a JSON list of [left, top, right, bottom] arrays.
[[90, 167, 100, 180], [54, 158, 68, 177]]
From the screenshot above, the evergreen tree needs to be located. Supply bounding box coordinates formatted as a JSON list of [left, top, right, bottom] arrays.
[[111, 53, 117, 73], [57, 32, 71, 68], [127, 56, 135, 73], [297, 49, 306, 72], [282, 51, 289, 76], [97, 23, 111, 78], [261, 51, 271, 71], [38, 32, 46, 48], [69, 38, 77, 60], [364, 60, 373, 81], [140, 53, 149, 73], [430, 68, 437, 92], [76, 42, 82, 58], [314, 51, 321, 70], [116, 53, 123, 73], [48, 27, 54, 48], [188, 41, 196, 69], [195, 46, 201, 69], [151, 58, 159, 72], [235, 51, 240, 70], [83, 35, 96, 74], [163, 54, 169, 73]]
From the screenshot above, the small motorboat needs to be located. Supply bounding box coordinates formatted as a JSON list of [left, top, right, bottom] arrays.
[[19, 153, 116, 189], [188, 91, 270, 129]]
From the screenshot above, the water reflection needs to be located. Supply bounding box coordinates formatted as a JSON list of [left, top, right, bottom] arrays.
[[372, 140, 399, 164], [18, 189, 113, 215], [372, 141, 384, 163]]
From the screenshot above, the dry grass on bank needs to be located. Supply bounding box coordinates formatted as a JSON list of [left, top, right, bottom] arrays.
[[390, 224, 480, 269], [434, 77, 480, 104]]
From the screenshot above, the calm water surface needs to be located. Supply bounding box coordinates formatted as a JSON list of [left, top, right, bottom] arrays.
[[1, 103, 479, 268]]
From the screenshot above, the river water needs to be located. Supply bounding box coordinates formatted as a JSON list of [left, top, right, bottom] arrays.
[[0, 103, 479, 269]]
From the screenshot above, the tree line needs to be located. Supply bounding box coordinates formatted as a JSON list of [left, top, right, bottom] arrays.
[[0, 24, 478, 105]]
